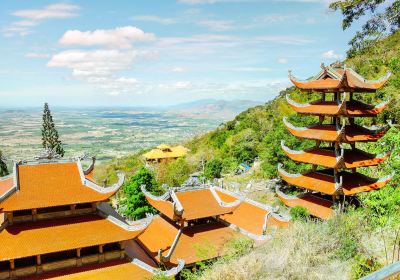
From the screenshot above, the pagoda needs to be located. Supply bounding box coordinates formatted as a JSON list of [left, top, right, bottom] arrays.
[[140, 184, 290, 267], [0, 157, 182, 279], [277, 62, 394, 219]]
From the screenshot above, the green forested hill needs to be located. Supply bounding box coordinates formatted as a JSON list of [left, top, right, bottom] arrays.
[[96, 30, 400, 280]]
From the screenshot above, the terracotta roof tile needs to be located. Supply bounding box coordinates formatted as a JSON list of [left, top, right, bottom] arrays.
[[176, 189, 235, 220], [22, 259, 152, 280], [290, 68, 390, 92], [277, 193, 334, 220], [0, 214, 142, 261], [0, 162, 117, 211], [216, 190, 269, 235], [0, 177, 13, 197], [137, 216, 239, 266]]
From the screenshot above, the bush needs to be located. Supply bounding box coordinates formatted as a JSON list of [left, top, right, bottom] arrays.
[[289, 206, 310, 221], [351, 254, 382, 279], [165, 157, 192, 186], [204, 159, 223, 179], [120, 166, 159, 220]]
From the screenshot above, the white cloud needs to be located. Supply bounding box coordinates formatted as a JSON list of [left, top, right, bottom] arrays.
[[322, 50, 343, 60], [47, 49, 148, 95], [12, 3, 79, 20], [25, 52, 50, 58], [3, 3, 79, 36], [174, 81, 192, 89], [171, 67, 187, 73], [255, 35, 313, 45], [198, 20, 234, 31], [131, 15, 178, 25], [256, 14, 296, 24], [59, 26, 155, 49], [220, 67, 271, 72], [278, 58, 288, 64]]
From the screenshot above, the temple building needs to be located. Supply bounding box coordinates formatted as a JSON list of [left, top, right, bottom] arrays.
[[143, 144, 189, 163], [0, 158, 181, 279], [277, 62, 393, 219], [139, 184, 290, 268]]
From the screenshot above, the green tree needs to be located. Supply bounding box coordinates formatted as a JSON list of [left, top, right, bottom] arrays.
[[41, 103, 65, 157], [0, 150, 8, 177], [165, 157, 192, 186], [204, 159, 223, 179], [330, 0, 400, 57], [120, 167, 159, 220]]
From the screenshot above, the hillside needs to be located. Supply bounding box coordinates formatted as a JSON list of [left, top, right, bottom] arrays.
[[97, 31, 400, 279]]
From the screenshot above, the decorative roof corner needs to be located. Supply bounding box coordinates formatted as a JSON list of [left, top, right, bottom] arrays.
[[158, 227, 183, 263], [281, 140, 304, 155], [210, 186, 242, 208], [283, 117, 307, 132], [84, 171, 125, 194], [277, 163, 301, 178], [170, 190, 184, 217], [131, 258, 185, 277], [83, 156, 96, 175]]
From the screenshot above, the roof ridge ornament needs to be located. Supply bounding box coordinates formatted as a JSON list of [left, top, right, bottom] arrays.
[[34, 148, 62, 160]]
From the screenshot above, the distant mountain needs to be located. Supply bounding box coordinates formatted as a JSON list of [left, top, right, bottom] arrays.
[[166, 99, 261, 120]]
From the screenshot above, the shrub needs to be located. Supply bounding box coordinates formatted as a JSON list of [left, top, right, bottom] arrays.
[[351, 255, 382, 279], [120, 166, 159, 220], [204, 159, 223, 179], [289, 206, 310, 221]]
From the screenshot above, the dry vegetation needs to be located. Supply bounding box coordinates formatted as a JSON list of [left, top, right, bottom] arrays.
[[183, 213, 400, 280]]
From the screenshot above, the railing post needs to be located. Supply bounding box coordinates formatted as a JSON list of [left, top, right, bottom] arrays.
[[36, 255, 42, 274], [99, 245, 104, 263], [76, 248, 82, 267]]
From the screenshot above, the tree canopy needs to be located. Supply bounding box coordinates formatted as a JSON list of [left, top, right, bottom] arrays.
[[330, 0, 400, 57], [41, 103, 65, 157], [120, 167, 160, 220], [0, 150, 8, 177]]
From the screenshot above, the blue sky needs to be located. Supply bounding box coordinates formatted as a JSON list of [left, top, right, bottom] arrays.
[[0, 0, 360, 107]]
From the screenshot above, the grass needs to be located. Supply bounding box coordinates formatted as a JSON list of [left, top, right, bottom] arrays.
[[189, 211, 400, 280]]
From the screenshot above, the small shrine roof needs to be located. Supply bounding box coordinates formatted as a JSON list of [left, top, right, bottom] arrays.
[[143, 145, 188, 160]]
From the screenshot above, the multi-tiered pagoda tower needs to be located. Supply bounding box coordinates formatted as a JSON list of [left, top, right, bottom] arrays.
[[277, 62, 393, 219]]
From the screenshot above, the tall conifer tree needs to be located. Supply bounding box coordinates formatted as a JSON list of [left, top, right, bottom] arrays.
[[0, 150, 8, 176], [41, 103, 65, 157]]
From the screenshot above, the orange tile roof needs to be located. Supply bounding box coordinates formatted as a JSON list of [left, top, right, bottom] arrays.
[[341, 172, 392, 195], [283, 147, 390, 169], [290, 67, 390, 92], [288, 100, 388, 117], [0, 177, 13, 197], [277, 192, 334, 220], [0, 214, 142, 261], [285, 123, 386, 143], [22, 259, 152, 280], [215, 190, 270, 235], [136, 216, 239, 266], [279, 170, 337, 195], [143, 145, 188, 160], [279, 169, 392, 196], [176, 189, 238, 220], [344, 125, 386, 142], [0, 162, 117, 212], [145, 195, 175, 221], [285, 123, 341, 142], [283, 147, 339, 168]]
